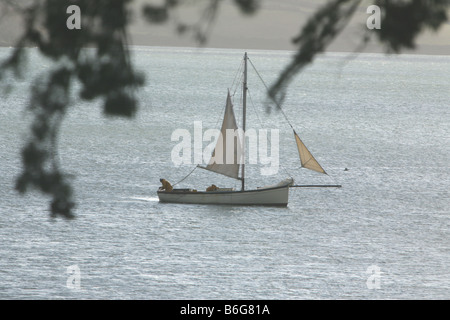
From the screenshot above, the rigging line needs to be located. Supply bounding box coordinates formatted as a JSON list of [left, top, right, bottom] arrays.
[[232, 71, 243, 98], [247, 87, 293, 179], [232, 74, 244, 126], [229, 59, 244, 126], [230, 58, 244, 97], [212, 89, 231, 130], [246, 88, 264, 129], [173, 165, 198, 187], [213, 100, 226, 129], [249, 57, 332, 180], [247, 58, 337, 181], [247, 58, 294, 178], [248, 57, 295, 131]]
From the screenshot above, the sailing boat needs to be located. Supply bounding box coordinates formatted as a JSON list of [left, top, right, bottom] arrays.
[[157, 53, 329, 206]]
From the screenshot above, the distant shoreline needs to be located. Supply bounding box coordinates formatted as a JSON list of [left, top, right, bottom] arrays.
[[1, 43, 449, 57]]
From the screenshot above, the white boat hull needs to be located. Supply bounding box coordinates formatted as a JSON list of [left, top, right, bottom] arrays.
[[158, 178, 294, 206], [157, 184, 291, 206]]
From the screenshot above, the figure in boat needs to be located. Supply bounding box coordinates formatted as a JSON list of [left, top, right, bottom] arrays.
[[159, 178, 173, 192]]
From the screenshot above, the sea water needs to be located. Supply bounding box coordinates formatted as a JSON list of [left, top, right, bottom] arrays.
[[0, 46, 448, 299]]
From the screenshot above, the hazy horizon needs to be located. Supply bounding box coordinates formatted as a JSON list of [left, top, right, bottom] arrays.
[[1, 0, 450, 55], [129, 0, 450, 55]]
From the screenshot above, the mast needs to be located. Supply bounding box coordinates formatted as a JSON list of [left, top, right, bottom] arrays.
[[241, 52, 248, 191]]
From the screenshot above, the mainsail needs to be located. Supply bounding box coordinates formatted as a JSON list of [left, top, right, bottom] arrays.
[[203, 92, 242, 179], [294, 130, 327, 174]]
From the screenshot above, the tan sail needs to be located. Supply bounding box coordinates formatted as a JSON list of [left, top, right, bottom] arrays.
[[204, 92, 242, 179], [294, 131, 327, 174]]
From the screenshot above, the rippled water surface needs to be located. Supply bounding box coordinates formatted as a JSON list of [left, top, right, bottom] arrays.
[[0, 47, 449, 299]]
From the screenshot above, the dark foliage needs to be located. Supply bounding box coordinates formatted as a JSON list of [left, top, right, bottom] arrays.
[[374, 0, 449, 53], [268, 0, 449, 105], [1, 0, 144, 218]]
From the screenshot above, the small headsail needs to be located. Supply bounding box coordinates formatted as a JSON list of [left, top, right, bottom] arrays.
[[204, 92, 242, 179], [294, 130, 327, 174]]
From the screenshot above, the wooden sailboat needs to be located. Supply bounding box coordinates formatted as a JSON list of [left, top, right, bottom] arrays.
[[157, 53, 330, 206]]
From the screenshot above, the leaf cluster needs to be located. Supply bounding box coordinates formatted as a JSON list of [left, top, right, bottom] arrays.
[[1, 0, 144, 218]]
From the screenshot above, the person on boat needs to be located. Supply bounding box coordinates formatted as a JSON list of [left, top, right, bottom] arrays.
[[159, 178, 173, 192], [206, 184, 218, 192]]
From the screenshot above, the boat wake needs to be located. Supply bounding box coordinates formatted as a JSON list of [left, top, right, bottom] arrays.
[[125, 196, 159, 202]]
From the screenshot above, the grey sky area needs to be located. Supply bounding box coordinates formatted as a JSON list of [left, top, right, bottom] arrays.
[[1, 0, 450, 54]]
